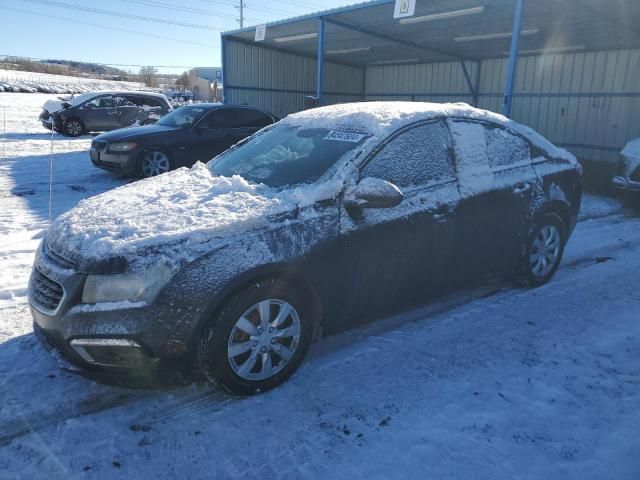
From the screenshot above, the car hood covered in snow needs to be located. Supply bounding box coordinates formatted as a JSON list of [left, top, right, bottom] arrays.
[[46, 162, 340, 272]]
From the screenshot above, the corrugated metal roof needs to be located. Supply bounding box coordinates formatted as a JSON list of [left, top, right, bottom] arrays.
[[222, 0, 640, 66]]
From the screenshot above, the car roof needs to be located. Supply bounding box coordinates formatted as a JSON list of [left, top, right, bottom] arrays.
[[281, 101, 575, 163]]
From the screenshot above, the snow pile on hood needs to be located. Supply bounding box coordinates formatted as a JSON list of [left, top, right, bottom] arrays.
[[43, 92, 96, 113], [47, 163, 295, 268], [283, 101, 576, 163]]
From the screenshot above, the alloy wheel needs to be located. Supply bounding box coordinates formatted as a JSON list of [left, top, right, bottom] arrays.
[[66, 120, 82, 136], [141, 150, 170, 177], [227, 299, 302, 381], [529, 224, 561, 278]]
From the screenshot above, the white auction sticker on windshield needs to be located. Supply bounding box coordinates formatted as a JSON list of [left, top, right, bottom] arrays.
[[324, 130, 366, 143]]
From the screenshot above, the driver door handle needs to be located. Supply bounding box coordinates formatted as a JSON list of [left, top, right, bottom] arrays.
[[433, 203, 450, 222], [513, 181, 532, 194]]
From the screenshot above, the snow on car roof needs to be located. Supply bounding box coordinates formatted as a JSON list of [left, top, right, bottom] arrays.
[[282, 101, 575, 163]]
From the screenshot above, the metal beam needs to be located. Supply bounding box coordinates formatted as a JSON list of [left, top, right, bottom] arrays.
[[316, 17, 326, 105], [221, 35, 228, 103], [460, 61, 475, 98], [502, 0, 525, 117], [324, 17, 467, 62]]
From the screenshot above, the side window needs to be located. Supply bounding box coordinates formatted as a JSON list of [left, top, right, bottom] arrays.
[[84, 96, 112, 109], [113, 95, 136, 107], [361, 121, 454, 188], [203, 110, 225, 129], [141, 97, 162, 108], [485, 125, 530, 168], [230, 108, 273, 128]]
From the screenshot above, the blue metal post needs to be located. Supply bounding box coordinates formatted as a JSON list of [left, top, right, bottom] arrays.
[[316, 17, 326, 105], [221, 34, 227, 104], [502, 0, 524, 117]]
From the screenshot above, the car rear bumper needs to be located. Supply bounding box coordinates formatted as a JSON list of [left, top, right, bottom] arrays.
[[90, 149, 138, 177], [612, 176, 640, 192]]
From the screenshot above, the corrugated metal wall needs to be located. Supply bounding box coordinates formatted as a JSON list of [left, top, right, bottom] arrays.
[[477, 50, 640, 165], [224, 37, 640, 171], [364, 50, 640, 166], [223, 38, 364, 119], [365, 61, 478, 104]]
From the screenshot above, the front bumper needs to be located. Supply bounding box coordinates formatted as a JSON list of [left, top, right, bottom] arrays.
[[28, 243, 198, 377], [90, 148, 139, 176], [612, 175, 640, 192]]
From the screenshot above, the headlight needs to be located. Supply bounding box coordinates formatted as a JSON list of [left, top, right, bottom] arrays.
[[108, 142, 138, 153], [82, 264, 173, 304]]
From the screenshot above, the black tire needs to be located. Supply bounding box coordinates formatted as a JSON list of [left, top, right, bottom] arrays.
[[197, 278, 315, 395], [137, 147, 173, 178], [62, 118, 84, 137], [518, 212, 567, 287]]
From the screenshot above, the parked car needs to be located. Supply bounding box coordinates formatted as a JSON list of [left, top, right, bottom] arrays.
[[39, 91, 172, 137], [90, 104, 277, 178], [29, 102, 582, 394], [612, 138, 640, 201]]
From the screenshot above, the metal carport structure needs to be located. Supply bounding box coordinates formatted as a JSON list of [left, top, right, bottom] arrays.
[[221, 0, 640, 184]]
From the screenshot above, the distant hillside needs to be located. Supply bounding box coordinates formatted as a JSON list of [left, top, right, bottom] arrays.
[[0, 57, 133, 81]]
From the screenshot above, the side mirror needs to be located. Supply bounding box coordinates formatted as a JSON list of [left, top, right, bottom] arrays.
[[344, 177, 403, 209]]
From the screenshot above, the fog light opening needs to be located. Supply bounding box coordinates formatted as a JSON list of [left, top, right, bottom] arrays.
[[70, 338, 148, 367]]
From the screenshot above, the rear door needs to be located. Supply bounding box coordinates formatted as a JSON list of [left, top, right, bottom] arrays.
[[80, 95, 118, 131], [330, 120, 461, 328], [447, 119, 540, 285], [191, 107, 275, 164], [113, 95, 140, 127]]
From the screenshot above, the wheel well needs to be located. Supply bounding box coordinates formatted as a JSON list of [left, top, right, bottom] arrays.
[[198, 268, 324, 345], [538, 202, 572, 233], [64, 117, 84, 129]]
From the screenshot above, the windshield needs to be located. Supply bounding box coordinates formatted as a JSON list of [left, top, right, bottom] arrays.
[[210, 125, 367, 188], [157, 105, 209, 127]]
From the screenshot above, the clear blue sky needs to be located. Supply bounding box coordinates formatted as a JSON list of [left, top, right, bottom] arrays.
[[0, 0, 352, 74]]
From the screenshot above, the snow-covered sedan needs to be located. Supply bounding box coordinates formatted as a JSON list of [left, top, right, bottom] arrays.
[[29, 102, 582, 394]]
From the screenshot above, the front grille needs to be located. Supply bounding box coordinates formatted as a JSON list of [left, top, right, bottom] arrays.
[[30, 269, 64, 313], [44, 242, 76, 269], [91, 140, 108, 151]]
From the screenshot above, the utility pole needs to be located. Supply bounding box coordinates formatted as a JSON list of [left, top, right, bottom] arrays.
[[236, 0, 246, 28]]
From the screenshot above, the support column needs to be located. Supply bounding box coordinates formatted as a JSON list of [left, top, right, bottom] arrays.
[[316, 17, 326, 105], [502, 0, 524, 117]]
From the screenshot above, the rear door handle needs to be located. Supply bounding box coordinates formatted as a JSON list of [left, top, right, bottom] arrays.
[[433, 203, 451, 222], [513, 182, 531, 194]]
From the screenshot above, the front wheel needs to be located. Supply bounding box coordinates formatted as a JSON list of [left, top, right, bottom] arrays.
[[198, 279, 314, 395], [62, 118, 83, 137], [138, 148, 172, 178], [518, 212, 567, 287]]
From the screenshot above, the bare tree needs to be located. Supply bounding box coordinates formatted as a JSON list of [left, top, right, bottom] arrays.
[[139, 66, 158, 87]]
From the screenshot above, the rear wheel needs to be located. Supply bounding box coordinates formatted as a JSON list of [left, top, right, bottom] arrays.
[[197, 278, 314, 395], [518, 212, 567, 287], [62, 118, 83, 137], [138, 148, 172, 178]]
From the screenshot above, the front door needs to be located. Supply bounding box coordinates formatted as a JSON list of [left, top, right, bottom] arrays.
[[329, 120, 461, 331], [81, 95, 118, 131]]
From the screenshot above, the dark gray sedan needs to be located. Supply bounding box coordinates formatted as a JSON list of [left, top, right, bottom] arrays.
[[90, 104, 277, 178], [40, 91, 172, 137]]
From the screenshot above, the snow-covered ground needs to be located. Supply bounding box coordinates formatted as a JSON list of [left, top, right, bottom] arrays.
[[0, 93, 638, 479], [0, 69, 152, 94]]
